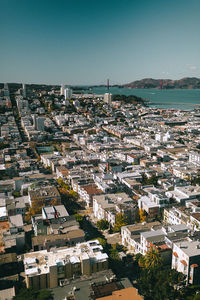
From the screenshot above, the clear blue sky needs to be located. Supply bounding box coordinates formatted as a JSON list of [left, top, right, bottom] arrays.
[[0, 0, 200, 85]]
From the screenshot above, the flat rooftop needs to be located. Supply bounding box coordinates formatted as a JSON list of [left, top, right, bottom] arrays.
[[24, 240, 108, 277], [174, 239, 200, 257]]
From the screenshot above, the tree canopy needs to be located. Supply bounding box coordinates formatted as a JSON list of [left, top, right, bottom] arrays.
[[13, 288, 53, 300], [97, 219, 109, 230], [136, 248, 187, 300], [113, 213, 128, 232]]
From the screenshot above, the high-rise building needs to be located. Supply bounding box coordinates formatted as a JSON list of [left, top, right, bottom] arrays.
[[60, 84, 65, 96], [64, 87, 72, 100], [32, 115, 37, 128], [3, 84, 9, 97], [32, 115, 45, 131], [36, 117, 45, 132], [104, 93, 112, 104], [22, 83, 26, 98]]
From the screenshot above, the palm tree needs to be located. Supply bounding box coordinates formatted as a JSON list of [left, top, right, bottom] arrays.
[[144, 248, 162, 270]]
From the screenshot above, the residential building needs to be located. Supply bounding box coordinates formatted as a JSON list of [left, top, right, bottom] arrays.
[[64, 88, 72, 100], [189, 151, 200, 166], [104, 93, 112, 105], [28, 186, 61, 206], [93, 193, 138, 226], [79, 184, 104, 207], [96, 287, 144, 300], [24, 240, 108, 289], [172, 239, 200, 285]]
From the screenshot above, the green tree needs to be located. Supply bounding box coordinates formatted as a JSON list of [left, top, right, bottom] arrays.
[[97, 219, 109, 230], [13, 191, 21, 197], [144, 248, 162, 270], [142, 174, 158, 186], [113, 213, 128, 232], [191, 176, 200, 186], [13, 288, 53, 300], [0, 142, 9, 150], [75, 214, 84, 223], [96, 237, 107, 249]]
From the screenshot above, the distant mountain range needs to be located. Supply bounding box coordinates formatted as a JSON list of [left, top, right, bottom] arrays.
[[123, 77, 200, 89]]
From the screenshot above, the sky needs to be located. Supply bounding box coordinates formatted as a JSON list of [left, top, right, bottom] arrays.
[[0, 0, 200, 85]]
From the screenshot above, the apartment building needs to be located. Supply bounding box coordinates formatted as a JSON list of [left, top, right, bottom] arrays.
[[166, 186, 200, 204], [24, 240, 108, 289], [79, 184, 104, 207], [189, 151, 200, 166], [172, 239, 200, 285], [163, 206, 190, 226], [93, 193, 138, 226], [28, 186, 61, 206], [121, 222, 161, 253]]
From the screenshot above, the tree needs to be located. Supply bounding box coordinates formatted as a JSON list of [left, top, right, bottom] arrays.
[[142, 174, 158, 186], [97, 219, 109, 230], [138, 267, 186, 300], [139, 208, 146, 223], [191, 176, 200, 186], [50, 198, 60, 206], [68, 190, 78, 199], [57, 177, 70, 190], [113, 213, 128, 232], [109, 247, 121, 261], [0, 142, 9, 150], [144, 248, 162, 270], [75, 214, 84, 223], [96, 237, 107, 249], [136, 249, 187, 300], [25, 199, 45, 223], [13, 191, 21, 197], [138, 254, 145, 268], [13, 288, 53, 300]]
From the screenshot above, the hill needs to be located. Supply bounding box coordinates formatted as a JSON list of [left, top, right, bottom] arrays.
[[123, 77, 200, 89]]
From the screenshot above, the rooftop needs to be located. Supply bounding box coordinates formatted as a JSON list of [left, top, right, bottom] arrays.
[[24, 240, 108, 277], [174, 239, 200, 257], [96, 287, 143, 300]]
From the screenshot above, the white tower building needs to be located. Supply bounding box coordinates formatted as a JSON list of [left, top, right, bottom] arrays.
[[22, 83, 26, 98], [104, 93, 112, 105], [60, 84, 65, 96], [64, 88, 72, 100]]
